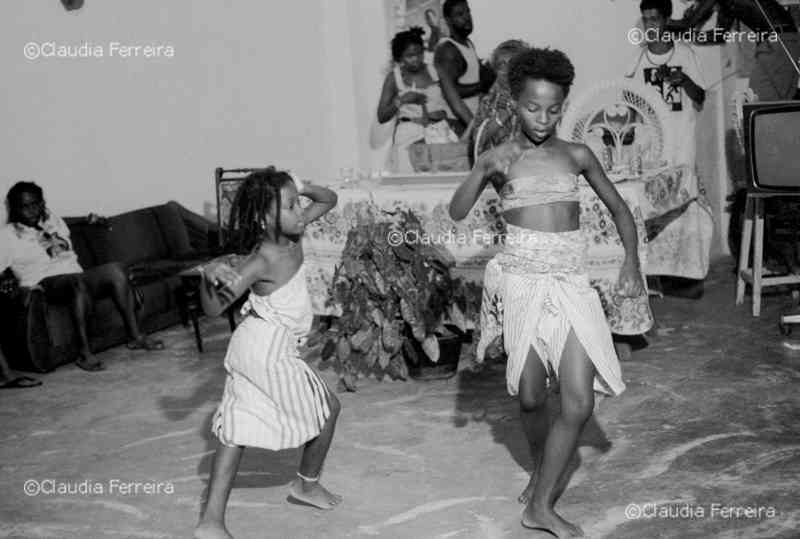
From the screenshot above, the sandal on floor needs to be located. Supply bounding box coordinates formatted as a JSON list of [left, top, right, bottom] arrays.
[[0, 376, 43, 389], [76, 357, 106, 372], [127, 337, 165, 351]]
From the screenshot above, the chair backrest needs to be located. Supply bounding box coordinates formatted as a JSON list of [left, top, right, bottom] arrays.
[[215, 167, 268, 249]]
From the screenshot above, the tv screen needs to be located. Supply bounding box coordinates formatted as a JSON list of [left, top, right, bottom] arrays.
[[743, 101, 800, 193]]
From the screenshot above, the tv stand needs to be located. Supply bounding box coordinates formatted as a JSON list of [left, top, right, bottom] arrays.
[[735, 192, 800, 316]]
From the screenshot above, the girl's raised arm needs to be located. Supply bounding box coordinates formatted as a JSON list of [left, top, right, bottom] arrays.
[[298, 182, 338, 225]]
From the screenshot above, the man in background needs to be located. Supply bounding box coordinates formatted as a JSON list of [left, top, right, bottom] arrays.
[[434, 0, 495, 136]]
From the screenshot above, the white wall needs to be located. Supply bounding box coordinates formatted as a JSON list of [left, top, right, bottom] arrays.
[[0, 1, 347, 221], [2, 0, 729, 257]]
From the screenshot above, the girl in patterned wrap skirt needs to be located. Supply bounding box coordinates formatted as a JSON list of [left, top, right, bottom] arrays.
[[194, 168, 340, 539], [449, 48, 646, 538]]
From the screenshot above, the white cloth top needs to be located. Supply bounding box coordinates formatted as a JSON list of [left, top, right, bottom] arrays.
[[0, 215, 83, 287], [242, 262, 313, 344], [393, 64, 455, 120], [437, 37, 481, 114], [626, 42, 708, 166]]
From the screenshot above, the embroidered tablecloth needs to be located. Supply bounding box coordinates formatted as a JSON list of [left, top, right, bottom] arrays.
[[299, 167, 711, 336]]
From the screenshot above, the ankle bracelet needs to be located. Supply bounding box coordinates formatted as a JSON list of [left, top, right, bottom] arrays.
[[297, 472, 319, 483]]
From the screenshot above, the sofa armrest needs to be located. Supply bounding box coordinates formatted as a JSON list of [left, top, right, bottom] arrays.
[[0, 268, 21, 301]]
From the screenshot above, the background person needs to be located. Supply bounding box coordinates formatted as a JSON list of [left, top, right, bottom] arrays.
[[434, 0, 495, 136], [0, 182, 164, 372]]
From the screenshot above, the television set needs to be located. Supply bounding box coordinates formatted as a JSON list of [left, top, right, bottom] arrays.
[[743, 100, 800, 194]]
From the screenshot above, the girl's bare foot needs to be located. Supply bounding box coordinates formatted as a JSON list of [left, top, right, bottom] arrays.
[[522, 503, 583, 538], [194, 521, 233, 539], [288, 478, 342, 510]]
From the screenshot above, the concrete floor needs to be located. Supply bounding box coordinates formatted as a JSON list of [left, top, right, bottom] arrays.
[[1, 259, 799, 539]]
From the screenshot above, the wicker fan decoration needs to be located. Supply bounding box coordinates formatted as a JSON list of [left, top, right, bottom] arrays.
[[558, 78, 675, 174], [731, 78, 757, 154]]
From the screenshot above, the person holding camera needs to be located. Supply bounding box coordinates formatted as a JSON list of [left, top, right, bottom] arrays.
[[667, 0, 799, 102], [626, 0, 707, 167]]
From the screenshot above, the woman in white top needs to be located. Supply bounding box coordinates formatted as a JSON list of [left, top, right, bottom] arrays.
[[377, 27, 455, 173]]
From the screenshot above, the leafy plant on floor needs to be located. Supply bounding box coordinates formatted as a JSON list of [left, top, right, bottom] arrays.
[[320, 209, 482, 391]]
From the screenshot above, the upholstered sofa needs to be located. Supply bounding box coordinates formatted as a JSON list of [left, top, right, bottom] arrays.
[[0, 201, 219, 372]]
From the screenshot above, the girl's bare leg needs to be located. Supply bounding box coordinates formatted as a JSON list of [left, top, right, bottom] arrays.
[[522, 329, 595, 538], [289, 393, 342, 509], [517, 346, 549, 505], [195, 443, 243, 539]]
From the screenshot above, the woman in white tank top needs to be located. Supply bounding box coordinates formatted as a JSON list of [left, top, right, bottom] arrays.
[[377, 27, 457, 173]]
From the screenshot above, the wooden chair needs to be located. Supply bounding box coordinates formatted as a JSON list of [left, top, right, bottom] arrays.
[[179, 167, 268, 352]]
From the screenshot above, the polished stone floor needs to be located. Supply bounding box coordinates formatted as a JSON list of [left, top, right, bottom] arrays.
[[1, 259, 798, 539]]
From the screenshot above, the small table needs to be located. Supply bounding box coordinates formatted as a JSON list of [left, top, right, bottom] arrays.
[[177, 255, 243, 352]]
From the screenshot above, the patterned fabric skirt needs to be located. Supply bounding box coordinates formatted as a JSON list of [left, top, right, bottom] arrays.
[[496, 225, 626, 397], [212, 313, 332, 450]]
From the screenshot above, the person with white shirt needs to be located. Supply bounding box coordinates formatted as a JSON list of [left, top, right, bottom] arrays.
[[667, 0, 800, 102], [627, 0, 708, 167]]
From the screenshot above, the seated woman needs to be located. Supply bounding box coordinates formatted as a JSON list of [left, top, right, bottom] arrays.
[[470, 39, 529, 158], [0, 182, 164, 372], [376, 27, 456, 173]]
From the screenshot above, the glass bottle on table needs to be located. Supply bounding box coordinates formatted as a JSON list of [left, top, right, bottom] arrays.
[[339, 167, 354, 189]]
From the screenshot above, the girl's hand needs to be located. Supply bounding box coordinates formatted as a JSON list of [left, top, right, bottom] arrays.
[[398, 91, 427, 106], [616, 261, 645, 297], [201, 262, 241, 290], [479, 141, 524, 175], [289, 171, 306, 195]]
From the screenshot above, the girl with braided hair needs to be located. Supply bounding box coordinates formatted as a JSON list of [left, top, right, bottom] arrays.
[[194, 168, 339, 539]]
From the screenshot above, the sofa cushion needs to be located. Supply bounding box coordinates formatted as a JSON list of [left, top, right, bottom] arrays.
[[152, 203, 195, 258], [92, 209, 170, 266]]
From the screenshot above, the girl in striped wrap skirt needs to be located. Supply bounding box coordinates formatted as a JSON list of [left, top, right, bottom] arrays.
[[449, 48, 646, 538], [195, 168, 340, 539]]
